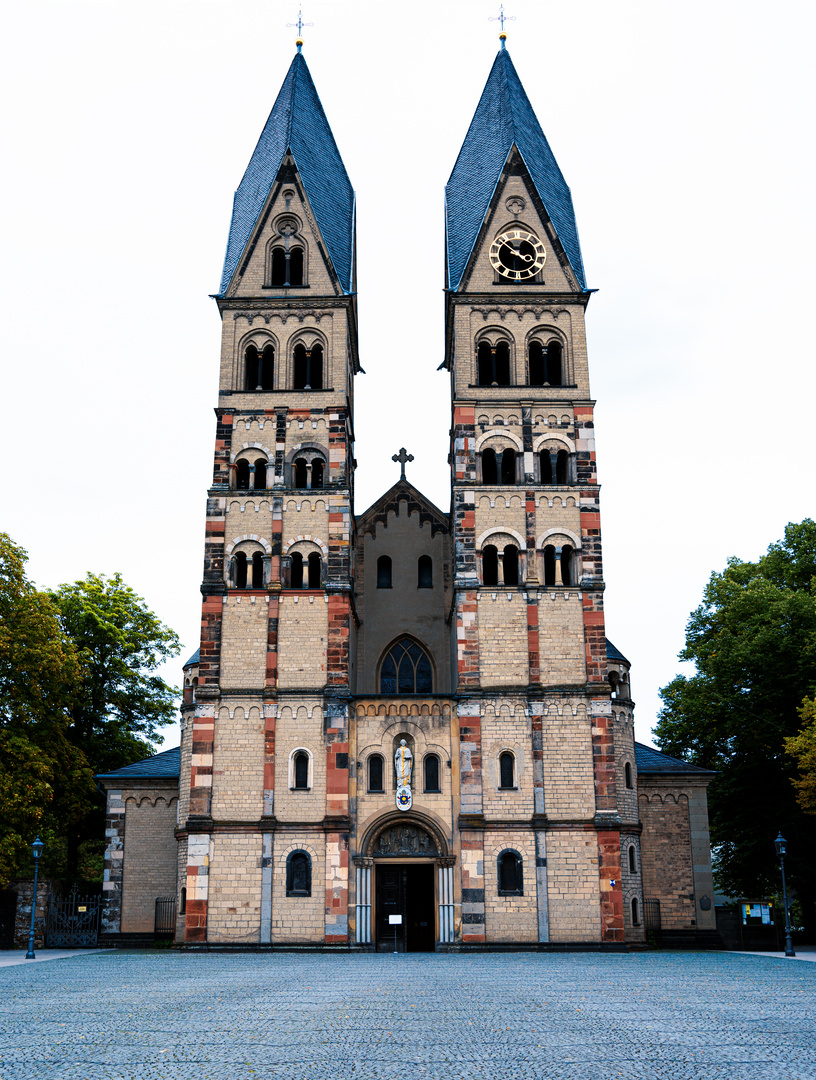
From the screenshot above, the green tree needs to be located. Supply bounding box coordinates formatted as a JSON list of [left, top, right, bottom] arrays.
[[49, 573, 181, 878], [785, 697, 816, 815], [655, 519, 816, 936]]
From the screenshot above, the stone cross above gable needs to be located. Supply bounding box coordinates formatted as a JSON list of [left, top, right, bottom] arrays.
[[392, 447, 414, 479]]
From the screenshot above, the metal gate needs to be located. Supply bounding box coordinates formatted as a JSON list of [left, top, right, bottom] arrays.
[[46, 887, 101, 947], [643, 898, 662, 932], [154, 896, 176, 937]]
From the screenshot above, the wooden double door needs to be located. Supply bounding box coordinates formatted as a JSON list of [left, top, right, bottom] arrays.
[[375, 863, 435, 952]]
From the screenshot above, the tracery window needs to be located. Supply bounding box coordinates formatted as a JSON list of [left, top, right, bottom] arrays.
[[286, 851, 312, 897], [379, 639, 433, 694], [497, 850, 523, 895]]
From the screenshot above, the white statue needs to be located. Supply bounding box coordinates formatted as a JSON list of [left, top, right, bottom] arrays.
[[395, 739, 413, 811]]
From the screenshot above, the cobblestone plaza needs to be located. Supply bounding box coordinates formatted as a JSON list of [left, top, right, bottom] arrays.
[[2, 951, 815, 1079]]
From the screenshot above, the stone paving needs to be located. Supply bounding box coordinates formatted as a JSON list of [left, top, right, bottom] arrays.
[[1, 950, 815, 1080]]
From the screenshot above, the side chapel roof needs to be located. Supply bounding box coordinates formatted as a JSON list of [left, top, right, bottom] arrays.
[[219, 50, 355, 296], [445, 46, 586, 292], [634, 742, 716, 776], [96, 746, 181, 783]]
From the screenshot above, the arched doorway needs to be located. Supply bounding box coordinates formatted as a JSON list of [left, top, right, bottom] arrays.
[[358, 819, 453, 952]]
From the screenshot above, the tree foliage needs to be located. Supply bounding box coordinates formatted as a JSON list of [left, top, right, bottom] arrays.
[[655, 519, 816, 933], [0, 537, 180, 886], [785, 697, 816, 815]]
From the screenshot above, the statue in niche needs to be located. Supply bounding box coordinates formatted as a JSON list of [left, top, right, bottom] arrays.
[[395, 739, 413, 811]]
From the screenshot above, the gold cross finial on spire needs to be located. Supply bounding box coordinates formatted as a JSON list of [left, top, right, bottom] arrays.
[[489, 4, 515, 46], [286, 8, 313, 50], [392, 448, 414, 480]]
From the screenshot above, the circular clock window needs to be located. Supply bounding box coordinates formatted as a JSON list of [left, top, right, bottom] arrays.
[[489, 229, 546, 281]]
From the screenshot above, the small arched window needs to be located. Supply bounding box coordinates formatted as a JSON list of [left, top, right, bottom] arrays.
[[286, 851, 312, 897], [290, 552, 304, 590], [294, 343, 323, 390], [547, 341, 563, 386], [499, 751, 515, 790], [561, 545, 573, 588], [236, 460, 251, 490], [251, 552, 264, 589], [631, 897, 641, 926], [368, 754, 384, 793], [498, 850, 523, 895], [503, 545, 519, 587], [483, 545, 499, 587], [625, 762, 634, 789], [543, 546, 556, 587], [307, 552, 321, 589], [500, 449, 517, 485], [253, 460, 268, 490], [424, 754, 441, 793], [244, 344, 275, 391], [482, 448, 498, 485], [380, 639, 433, 694], [417, 555, 433, 589], [377, 556, 392, 589], [179, 887, 186, 916], [529, 340, 545, 386], [289, 248, 304, 287], [271, 248, 287, 286], [628, 845, 637, 874], [232, 551, 248, 590], [540, 449, 553, 485], [311, 459, 324, 489], [293, 751, 310, 790], [556, 449, 569, 484], [293, 457, 308, 489], [477, 341, 511, 386]]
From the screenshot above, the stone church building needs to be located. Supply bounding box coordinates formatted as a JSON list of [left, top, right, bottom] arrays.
[[98, 39, 717, 950]]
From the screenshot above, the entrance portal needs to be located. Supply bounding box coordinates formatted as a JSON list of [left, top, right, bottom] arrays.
[[375, 864, 435, 952]]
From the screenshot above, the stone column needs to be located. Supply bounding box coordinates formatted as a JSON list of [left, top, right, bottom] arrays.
[[437, 860, 455, 944], [355, 859, 372, 944]]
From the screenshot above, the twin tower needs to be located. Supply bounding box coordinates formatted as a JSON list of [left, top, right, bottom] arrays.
[[178, 40, 642, 949]]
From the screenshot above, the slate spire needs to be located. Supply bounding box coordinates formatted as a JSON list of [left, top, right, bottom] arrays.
[[445, 47, 586, 291], [219, 50, 355, 295]]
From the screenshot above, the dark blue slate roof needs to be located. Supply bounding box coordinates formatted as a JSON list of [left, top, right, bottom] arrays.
[[219, 51, 354, 295], [605, 638, 630, 665], [96, 746, 181, 782], [184, 648, 200, 668], [635, 742, 715, 775], [445, 47, 586, 292]]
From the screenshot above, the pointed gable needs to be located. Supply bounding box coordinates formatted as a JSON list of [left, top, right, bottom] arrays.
[[357, 479, 450, 539], [219, 51, 355, 295], [445, 47, 586, 292]]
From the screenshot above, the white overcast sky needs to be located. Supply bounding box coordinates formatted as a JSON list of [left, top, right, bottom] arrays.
[[2, 1, 814, 750]]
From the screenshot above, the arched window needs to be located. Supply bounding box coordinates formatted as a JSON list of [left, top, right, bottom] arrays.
[[293, 751, 310, 790], [294, 343, 323, 390], [286, 851, 312, 897], [547, 341, 563, 386], [417, 555, 433, 589], [543, 545, 556, 587], [290, 552, 304, 590], [503, 545, 519, 587], [307, 552, 321, 589], [561, 545, 573, 587], [380, 639, 433, 694], [477, 341, 510, 386], [179, 887, 186, 916], [232, 551, 248, 590], [368, 754, 384, 793], [424, 754, 441, 793], [528, 340, 545, 386], [244, 344, 258, 390], [377, 556, 392, 589], [500, 448, 517, 485], [289, 248, 304, 287], [253, 460, 269, 489], [498, 850, 523, 895], [244, 344, 274, 390], [311, 459, 324, 489], [540, 449, 553, 485], [625, 762, 633, 789], [556, 449, 569, 484], [271, 248, 287, 286], [481, 448, 498, 485], [631, 897, 640, 926], [293, 457, 308, 488], [483, 545, 499, 587], [628, 845, 637, 874], [252, 552, 264, 589], [236, 460, 251, 490], [499, 751, 515, 789]]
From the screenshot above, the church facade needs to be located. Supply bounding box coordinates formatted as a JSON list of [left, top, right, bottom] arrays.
[[98, 39, 717, 950]]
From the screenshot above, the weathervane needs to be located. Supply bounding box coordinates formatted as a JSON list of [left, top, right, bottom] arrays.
[[392, 447, 414, 480], [287, 8, 313, 50], [489, 4, 515, 46]]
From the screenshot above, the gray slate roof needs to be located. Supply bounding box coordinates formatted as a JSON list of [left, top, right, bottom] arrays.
[[605, 638, 630, 665], [184, 648, 200, 668], [445, 47, 586, 292], [219, 51, 355, 296], [635, 742, 715, 775], [96, 746, 181, 782]]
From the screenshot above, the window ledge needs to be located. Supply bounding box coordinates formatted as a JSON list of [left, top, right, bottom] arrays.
[[290, 787, 312, 792]]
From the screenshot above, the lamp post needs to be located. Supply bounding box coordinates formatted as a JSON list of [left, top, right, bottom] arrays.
[[25, 836, 45, 959], [774, 832, 796, 958]]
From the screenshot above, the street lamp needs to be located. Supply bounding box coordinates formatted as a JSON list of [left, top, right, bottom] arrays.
[[774, 832, 796, 958], [25, 836, 45, 960]]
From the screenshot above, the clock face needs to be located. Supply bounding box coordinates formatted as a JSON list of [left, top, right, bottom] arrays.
[[489, 228, 546, 281]]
